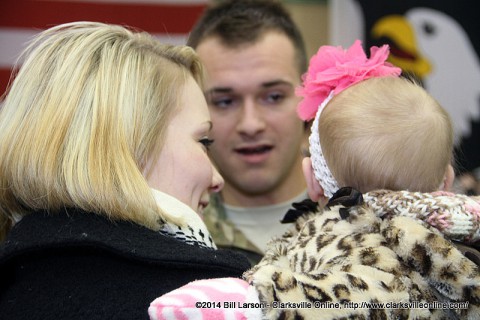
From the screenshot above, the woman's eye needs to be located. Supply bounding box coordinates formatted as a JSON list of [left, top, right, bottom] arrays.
[[199, 138, 214, 150]]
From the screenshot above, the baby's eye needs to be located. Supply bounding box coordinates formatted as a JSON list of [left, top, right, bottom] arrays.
[[199, 138, 214, 150]]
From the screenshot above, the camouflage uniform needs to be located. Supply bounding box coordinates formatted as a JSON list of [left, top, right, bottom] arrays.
[[203, 193, 264, 266]]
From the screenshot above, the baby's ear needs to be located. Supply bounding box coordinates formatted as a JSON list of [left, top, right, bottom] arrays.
[[302, 157, 325, 202], [441, 164, 455, 191]]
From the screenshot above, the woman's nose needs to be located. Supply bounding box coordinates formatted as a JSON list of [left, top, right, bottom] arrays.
[[210, 165, 224, 193]]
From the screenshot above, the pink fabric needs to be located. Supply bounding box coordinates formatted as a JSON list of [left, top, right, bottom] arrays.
[[149, 278, 251, 320], [465, 203, 480, 221], [296, 40, 402, 121], [427, 212, 452, 230], [431, 191, 455, 196]]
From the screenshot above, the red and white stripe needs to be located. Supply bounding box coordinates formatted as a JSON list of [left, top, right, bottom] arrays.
[[0, 0, 208, 96]]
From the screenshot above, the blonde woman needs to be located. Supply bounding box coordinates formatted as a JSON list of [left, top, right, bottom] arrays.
[[0, 22, 250, 319]]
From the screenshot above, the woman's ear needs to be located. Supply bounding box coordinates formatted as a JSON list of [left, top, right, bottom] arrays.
[[441, 164, 455, 191], [302, 157, 325, 202]]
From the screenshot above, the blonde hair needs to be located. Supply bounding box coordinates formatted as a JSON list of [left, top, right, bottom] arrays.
[[319, 76, 453, 193], [0, 22, 205, 240]]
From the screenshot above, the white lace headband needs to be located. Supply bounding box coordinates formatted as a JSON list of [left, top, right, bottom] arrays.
[[308, 92, 339, 198]]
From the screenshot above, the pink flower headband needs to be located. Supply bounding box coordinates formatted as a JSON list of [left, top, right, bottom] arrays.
[[296, 40, 401, 197]]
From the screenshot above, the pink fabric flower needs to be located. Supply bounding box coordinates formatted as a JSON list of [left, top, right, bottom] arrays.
[[296, 40, 402, 121]]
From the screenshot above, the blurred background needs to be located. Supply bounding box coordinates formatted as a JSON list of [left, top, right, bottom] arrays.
[[1, 0, 479, 194]]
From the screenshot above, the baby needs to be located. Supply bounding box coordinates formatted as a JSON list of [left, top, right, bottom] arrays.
[[148, 40, 480, 320]]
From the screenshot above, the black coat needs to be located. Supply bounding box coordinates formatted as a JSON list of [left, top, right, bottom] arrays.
[[0, 209, 250, 320]]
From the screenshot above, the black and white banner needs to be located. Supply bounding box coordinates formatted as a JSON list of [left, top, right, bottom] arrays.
[[331, 1, 480, 173]]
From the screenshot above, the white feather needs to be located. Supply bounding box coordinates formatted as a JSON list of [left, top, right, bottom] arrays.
[[406, 7, 480, 144]]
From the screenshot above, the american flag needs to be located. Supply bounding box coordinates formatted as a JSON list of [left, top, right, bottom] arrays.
[[0, 0, 208, 97]]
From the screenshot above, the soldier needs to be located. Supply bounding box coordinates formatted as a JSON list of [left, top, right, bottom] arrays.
[[187, 0, 309, 264]]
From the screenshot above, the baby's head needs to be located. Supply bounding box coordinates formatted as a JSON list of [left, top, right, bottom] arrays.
[[297, 41, 454, 200], [320, 76, 453, 193]]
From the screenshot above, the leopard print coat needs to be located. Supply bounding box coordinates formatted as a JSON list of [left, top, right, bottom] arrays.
[[244, 188, 480, 320]]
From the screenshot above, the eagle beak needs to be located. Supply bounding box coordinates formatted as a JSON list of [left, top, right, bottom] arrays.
[[372, 15, 431, 78]]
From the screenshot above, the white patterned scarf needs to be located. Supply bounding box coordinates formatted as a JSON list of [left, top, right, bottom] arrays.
[[151, 188, 216, 250]]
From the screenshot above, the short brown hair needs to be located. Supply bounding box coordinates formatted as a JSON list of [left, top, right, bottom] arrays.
[[187, 0, 307, 74]]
